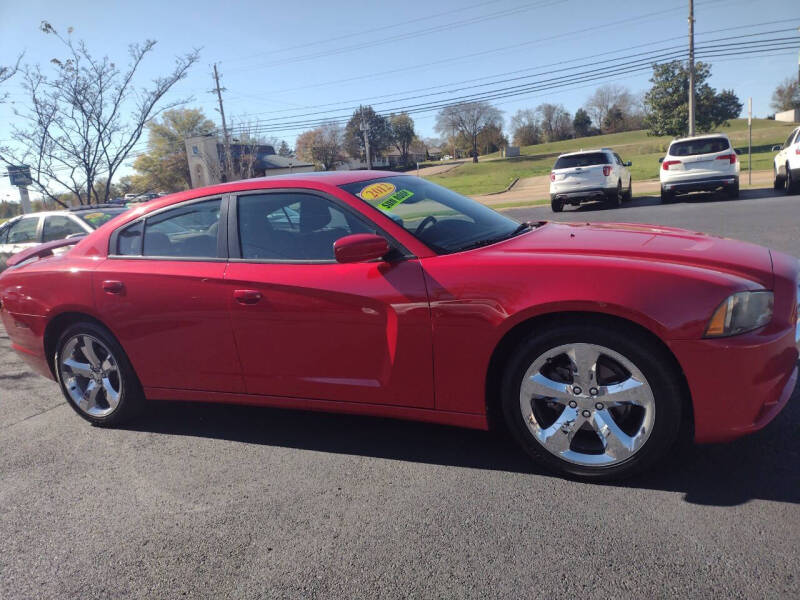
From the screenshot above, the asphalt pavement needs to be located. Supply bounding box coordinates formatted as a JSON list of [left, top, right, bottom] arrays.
[[1, 188, 799, 599]]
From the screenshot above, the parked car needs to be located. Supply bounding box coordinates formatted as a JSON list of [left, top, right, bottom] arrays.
[[772, 125, 800, 194], [549, 149, 632, 212], [0, 205, 128, 268], [0, 172, 797, 481], [659, 134, 740, 202]]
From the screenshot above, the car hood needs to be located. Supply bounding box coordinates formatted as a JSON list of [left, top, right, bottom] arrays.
[[495, 221, 773, 287]]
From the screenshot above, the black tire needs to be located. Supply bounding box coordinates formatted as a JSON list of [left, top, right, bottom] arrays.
[[55, 321, 145, 426], [726, 180, 739, 199], [786, 165, 798, 195], [623, 179, 633, 201], [774, 166, 784, 190], [550, 197, 564, 213], [607, 181, 622, 208], [660, 187, 674, 203], [500, 321, 684, 481]]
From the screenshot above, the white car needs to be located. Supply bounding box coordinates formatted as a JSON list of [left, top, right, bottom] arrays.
[[772, 125, 800, 194], [549, 149, 632, 212], [0, 205, 128, 268], [659, 134, 740, 201]]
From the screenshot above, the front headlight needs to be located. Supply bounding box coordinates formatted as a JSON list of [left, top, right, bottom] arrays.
[[705, 291, 774, 338]]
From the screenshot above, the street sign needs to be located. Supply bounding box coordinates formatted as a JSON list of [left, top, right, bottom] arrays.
[[7, 165, 32, 187]]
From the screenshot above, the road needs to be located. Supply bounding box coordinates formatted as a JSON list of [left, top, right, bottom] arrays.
[[1, 189, 799, 599]]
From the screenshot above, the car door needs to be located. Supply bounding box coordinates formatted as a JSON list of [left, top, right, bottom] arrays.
[[613, 152, 631, 187], [225, 189, 434, 408], [777, 130, 797, 176], [94, 196, 244, 393]]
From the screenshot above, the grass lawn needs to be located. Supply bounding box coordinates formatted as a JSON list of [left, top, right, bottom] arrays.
[[426, 119, 794, 195]]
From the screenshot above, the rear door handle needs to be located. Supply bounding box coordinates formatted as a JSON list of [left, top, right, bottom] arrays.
[[102, 280, 124, 295], [234, 289, 263, 305]]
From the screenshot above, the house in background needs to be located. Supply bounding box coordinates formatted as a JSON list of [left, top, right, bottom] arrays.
[[185, 136, 314, 188], [384, 141, 428, 167]]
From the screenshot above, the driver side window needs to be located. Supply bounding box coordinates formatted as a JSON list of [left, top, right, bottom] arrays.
[[237, 193, 373, 261]]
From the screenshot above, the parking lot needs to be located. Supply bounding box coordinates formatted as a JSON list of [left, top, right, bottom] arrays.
[[1, 189, 799, 599]]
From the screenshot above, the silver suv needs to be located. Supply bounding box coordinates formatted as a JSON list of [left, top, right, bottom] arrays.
[[549, 149, 632, 212]]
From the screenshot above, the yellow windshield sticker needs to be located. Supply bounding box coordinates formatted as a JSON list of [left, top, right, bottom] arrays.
[[377, 189, 414, 211], [359, 182, 396, 201], [84, 212, 104, 220]]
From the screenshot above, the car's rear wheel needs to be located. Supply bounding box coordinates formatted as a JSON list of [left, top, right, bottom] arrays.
[[786, 165, 798, 195], [551, 197, 564, 212], [726, 180, 739, 199], [660, 187, 674, 203], [501, 322, 683, 480], [55, 322, 144, 426], [773, 166, 784, 190], [607, 181, 622, 208]]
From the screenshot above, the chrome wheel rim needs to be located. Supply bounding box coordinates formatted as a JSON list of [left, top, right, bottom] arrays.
[[519, 343, 655, 467], [58, 334, 123, 417]]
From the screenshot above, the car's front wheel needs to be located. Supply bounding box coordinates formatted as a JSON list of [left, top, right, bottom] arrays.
[[501, 322, 684, 480], [55, 322, 144, 426], [786, 165, 798, 195]]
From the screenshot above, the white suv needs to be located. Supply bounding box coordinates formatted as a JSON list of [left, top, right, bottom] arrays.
[[0, 205, 128, 268], [659, 134, 739, 201], [772, 126, 800, 194], [549, 149, 632, 212]]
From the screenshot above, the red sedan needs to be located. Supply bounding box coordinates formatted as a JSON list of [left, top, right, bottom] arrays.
[[1, 171, 798, 480]]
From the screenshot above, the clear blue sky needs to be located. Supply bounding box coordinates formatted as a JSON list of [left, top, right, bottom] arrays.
[[1, 0, 799, 201]]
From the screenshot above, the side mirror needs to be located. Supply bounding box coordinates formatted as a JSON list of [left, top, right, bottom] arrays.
[[623, 161, 632, 167], [334, 233, 390, 264], [734, 148, 741, 155], [771, 145, 782, 152], [658, 157, 664, 164]]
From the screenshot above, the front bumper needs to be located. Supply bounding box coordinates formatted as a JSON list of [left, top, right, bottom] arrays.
[[661, 175, 738, 194], [668, 326, 799, 443]]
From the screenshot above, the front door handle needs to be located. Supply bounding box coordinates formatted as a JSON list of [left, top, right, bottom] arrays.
[[102, 280, 125, 295], [234, 289, 263, 305]]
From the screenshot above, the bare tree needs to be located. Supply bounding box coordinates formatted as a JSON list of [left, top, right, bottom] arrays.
[[435, 101, 502, 163], [0, 53, 24, 102], [0, 23, 199, 206], [585, 84, 635, 132], [535, 103, 572, 142], [295, 122, 343, 171], [771, 77, 800, 113], [509, 109, 540, 146]]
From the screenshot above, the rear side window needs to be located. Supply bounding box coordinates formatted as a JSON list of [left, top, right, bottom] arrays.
[[554, 153, 610, 169], [115, 199, 221, 258], [42, 215, 86, 243], [0, 223, 9, 244], [669, 138, 730, 157], [6, 217, 39, 244], [143, 199, 221, 258]]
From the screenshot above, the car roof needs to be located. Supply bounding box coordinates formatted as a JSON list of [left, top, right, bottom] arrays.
[[557, 149, 612, 157], [670, 133, 731, 143]]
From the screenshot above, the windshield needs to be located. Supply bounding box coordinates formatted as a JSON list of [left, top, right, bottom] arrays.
[[554, 152, 610, 169], [669, 137, 730, 156], [75, 208, 127, 228], [340, 176, 524, 254]]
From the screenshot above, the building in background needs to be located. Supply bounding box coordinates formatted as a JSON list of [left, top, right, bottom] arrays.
[[775, 109, 800, 123], [185, 136, 314, 188]]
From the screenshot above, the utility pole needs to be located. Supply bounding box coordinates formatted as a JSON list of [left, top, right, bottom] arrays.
[[687, 0, 696, 137], [212, 64, 232, 182], [748, 97, 752, 185], [360, 119, 372, 169]]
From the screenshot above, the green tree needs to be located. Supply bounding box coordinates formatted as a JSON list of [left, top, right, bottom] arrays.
[[344, 105, 392, 164], [643, 61, 742, 137], [131, 108, 215, 193], [295, 123, 343, 171], [388, 112, 416, 166], [476, 122, 508, 155], [572, 108, 593, 138], [771, 77, 800, 112]]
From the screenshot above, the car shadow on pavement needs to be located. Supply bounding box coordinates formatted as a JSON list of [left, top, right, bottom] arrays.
[[562, 187, 784, 212], [124, 375, 800, 507]]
